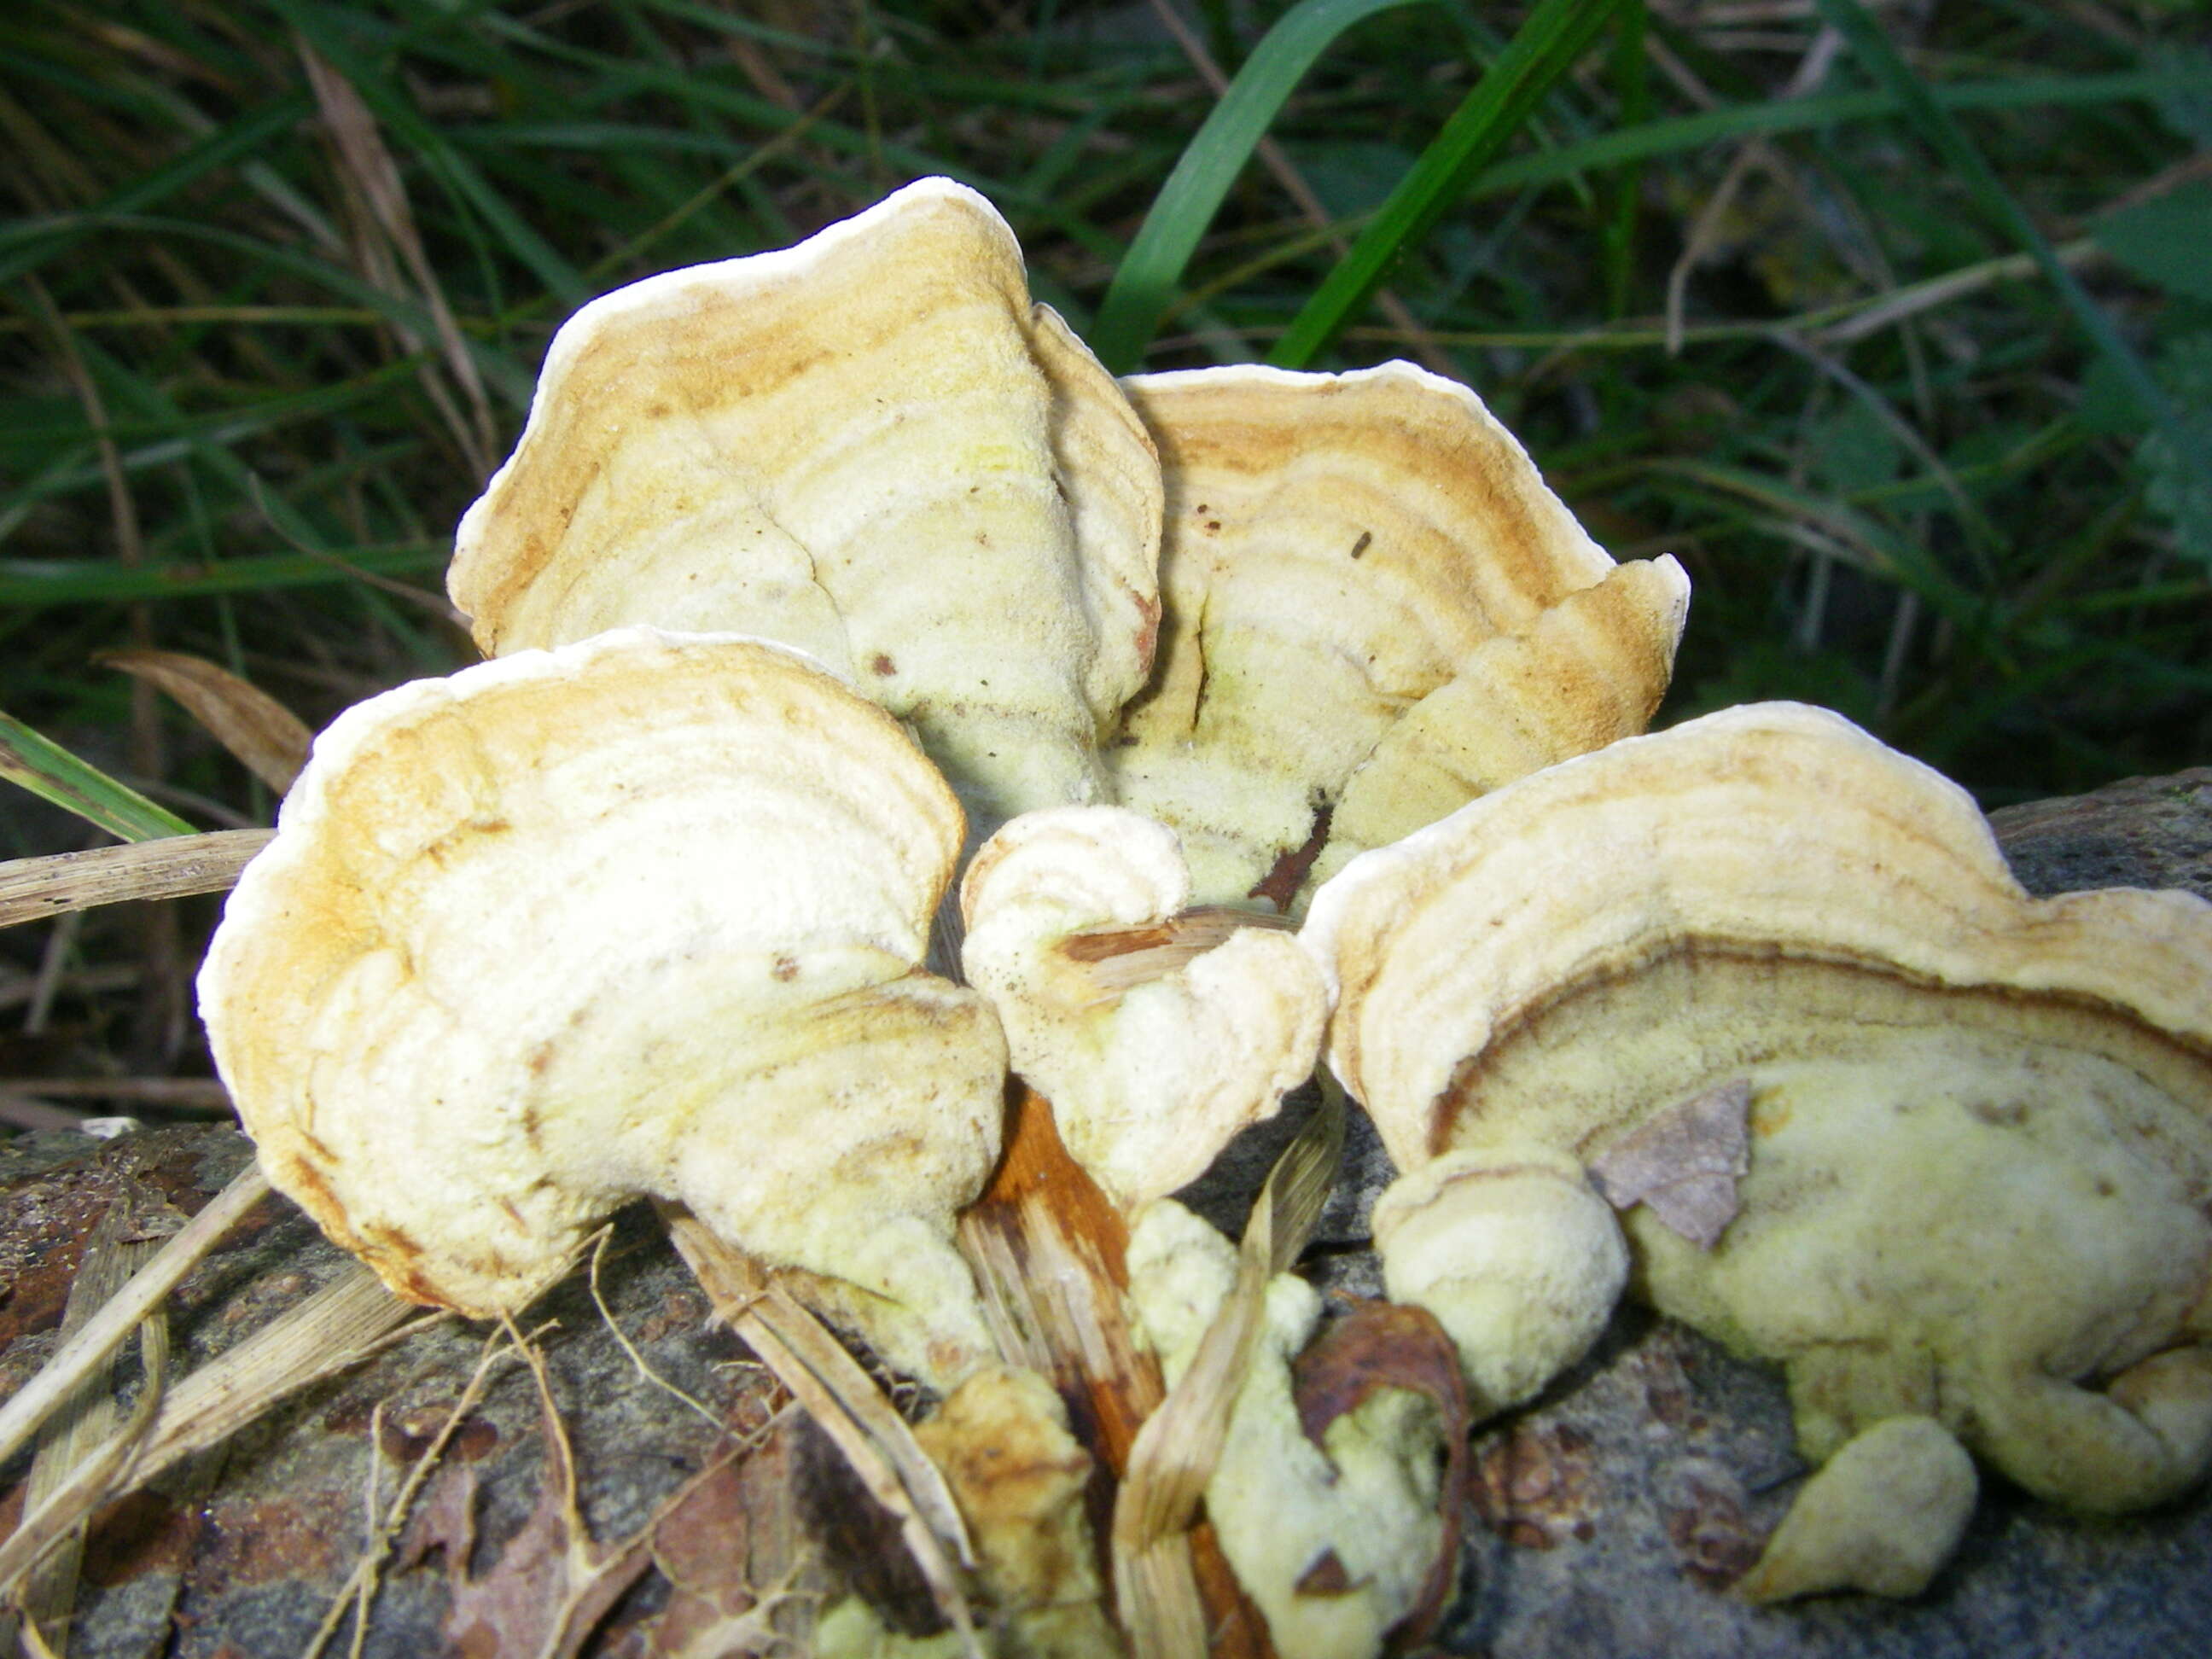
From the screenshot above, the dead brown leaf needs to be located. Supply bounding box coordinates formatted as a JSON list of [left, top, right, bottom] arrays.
[[1587, 1080, 1754, 1249], [1290, 1301, 1470, 1651], [434, 1341, 653, 1659], [606, 1412, 819, 1659], [97, 650, 310, 795]]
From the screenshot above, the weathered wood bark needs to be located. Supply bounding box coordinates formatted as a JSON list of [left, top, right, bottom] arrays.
[[0, 767, 2208, 1657]]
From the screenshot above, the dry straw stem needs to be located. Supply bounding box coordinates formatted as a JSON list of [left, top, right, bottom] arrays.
[[0, 1161, 271, 1472], [96, 649, 311, 795], [0, 831, 275, 932], [0, 1204, 162, 1653], [585, 1228, 724, 1432], [1111, 1082, 1346, 1659], [660, 1202, 985, 1657], [302, 1323, 527, 1659], [0, 1079, 230, 1112], [0, 1308, 166, 1621], [294, 38, 496, 476], [0, 1261, 428, 1604]]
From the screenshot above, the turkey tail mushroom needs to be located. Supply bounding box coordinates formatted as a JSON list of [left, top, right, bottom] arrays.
[[199, 627, 1006, 1391], [449, 178, 1162, 837], [1301, 701, 2212, 1598], [1109, 362, 1687, 911]]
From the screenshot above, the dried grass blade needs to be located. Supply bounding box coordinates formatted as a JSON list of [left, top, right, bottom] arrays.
[[959, 1090, 1275, 1655], [295, 39, 497, 473], [1060, 906, 1295, 1000], [0, 1262, 426, 1604], [137, 1264, 425, 1477], [957, 1088, 1167, 1470], [658, 1203, 984, 1657], [0, 1300, 167, 1606], [0, 1163, 270, 1470], [0, 830, 274, 931], [1110, 1080, 1345, 1658], [96, 650, 311, 795], [1, 1206, 162, 1654], [0, 1078, 231, 1111]]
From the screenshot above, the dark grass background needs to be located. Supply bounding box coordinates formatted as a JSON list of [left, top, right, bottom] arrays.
[[3, 0, 2209, 1097]]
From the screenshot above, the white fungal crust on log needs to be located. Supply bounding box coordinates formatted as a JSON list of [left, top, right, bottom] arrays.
[[199, 627, 1005, 1387]]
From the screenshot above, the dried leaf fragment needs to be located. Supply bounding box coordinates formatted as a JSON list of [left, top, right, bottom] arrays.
[[435, 1368, 653, 1659], [1586, 1080, 1753, 1249], [98, 649, 311, 795], [1289, 1301, 1470, 1650]]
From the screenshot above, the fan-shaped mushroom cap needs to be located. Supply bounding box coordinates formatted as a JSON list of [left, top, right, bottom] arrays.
[[450, 178, 1162, 833], [1108, 362, 1687, 908], [959, 806, 1326, 1212], [1304, 701, 2212, 1518], [199, 628, 1006, 1387]]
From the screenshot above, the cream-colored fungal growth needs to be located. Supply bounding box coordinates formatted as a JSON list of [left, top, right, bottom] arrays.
[[1109, 363, 1687, 907], [959, 806, 1327, 1212], [450, 178, 1163, 832], [1734, 1416, 1978, 1603], [911, 1366, 1121, 1656], [1369, 1144, 1627, 1414], [1302, 700, 2212, 1591], [199, 628, 1006, 1388], [1126, 1201, 1446, 1659]]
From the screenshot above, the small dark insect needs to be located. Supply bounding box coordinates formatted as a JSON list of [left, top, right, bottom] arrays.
[[1349, 531, 1372, 560]]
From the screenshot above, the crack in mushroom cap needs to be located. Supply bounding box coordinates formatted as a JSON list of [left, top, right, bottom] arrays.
[[959, 805, 1327, 1213], [1109, 362, 1688, 910], [1302, 700, 2212, 1512], [450, 178, 1163, 835], [198, 627, 1006, 1385]]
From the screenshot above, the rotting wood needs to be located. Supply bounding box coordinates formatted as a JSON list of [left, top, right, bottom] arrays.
[[0, 1162, 271, 1471]]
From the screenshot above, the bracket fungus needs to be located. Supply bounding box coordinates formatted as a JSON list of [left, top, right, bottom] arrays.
[[1301, 701, 2212, 1598], [198, 627, 1007, 1388], [1109, 363, 1689, 909], [448, 178, 1163, 834], [959, 805, 1328, 1215]]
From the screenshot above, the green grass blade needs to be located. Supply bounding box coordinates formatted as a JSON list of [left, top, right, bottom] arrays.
[[274, 0, 591, 309], [0, 713, 196, 843], [0, 95, 311, 289], [1601, 0, 1649, 319], [1270, 0, 1622, 369], [1468, 67, 2210, 200], [0, 545, 447, 608], [1810, 0, 2203, 558], [1089, 0, 1428, 373]]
